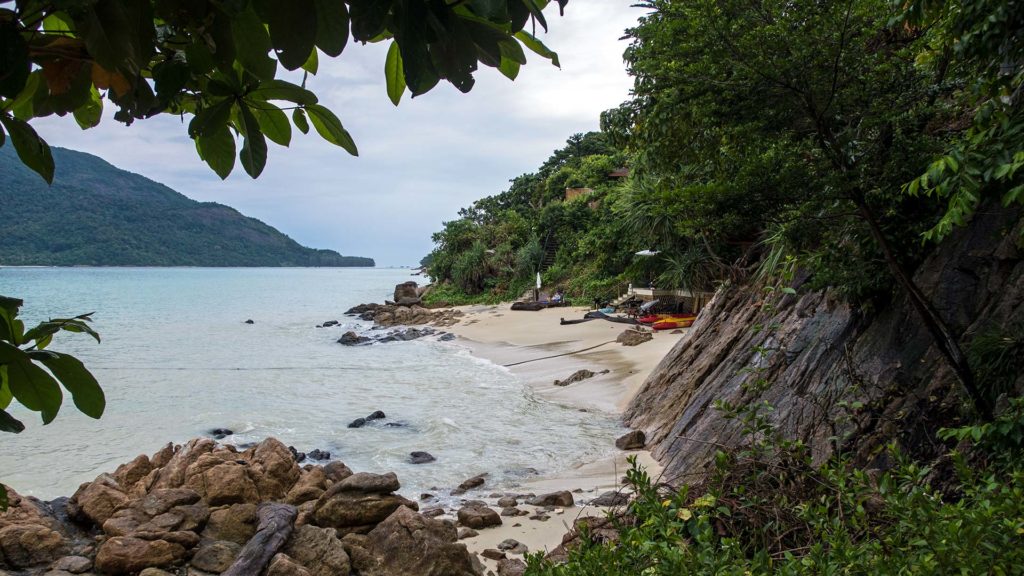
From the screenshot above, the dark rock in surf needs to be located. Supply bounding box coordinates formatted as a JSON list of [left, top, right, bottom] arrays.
[[288, 447, 306, 463], [366, 411, 386, 421], [322, 320, 339, 327], [409, 452, 435, 465], [244, 319, 255, 324], [347, 418, 366, 429], [307, 449, 330, 461], [338, 332, 371, 346]]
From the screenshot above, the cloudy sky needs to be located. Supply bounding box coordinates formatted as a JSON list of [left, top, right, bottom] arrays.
[[33, 2, 644, 266]]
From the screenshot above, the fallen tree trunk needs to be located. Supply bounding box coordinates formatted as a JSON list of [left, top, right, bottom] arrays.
[[222, 503, 297, 576]]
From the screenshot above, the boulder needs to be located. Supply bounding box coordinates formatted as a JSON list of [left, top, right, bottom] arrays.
[[615, 430, 646, 450], [616, 329, 653, 347], [457, 527, 478, 539], [591, 491, 630, 507], [266, 553, 314, 576], [396, 297, 422, 307], [553, 369, 597, 387], [496, 496, 517, 508], [481, 549, 506, 560], [349, 506, 481, 576], [68, 475, 128, 526], [114, 455, 154, 488], [202, 503, 258, 545], [52, 555, 93, 574], [323, 462, 353, 483], [497, 538, 528, 554], [366, 410, 386, 421], [190, 540, 241, 573], [285, 467, 328, 506], [186, 461, 259, 506], [525, 491, 574, 507], [409, 451, 436, 464], [307, 449, 330, 461], [94, 536, 188, 574], [496, 558, 527, 576], [456, 506, 501, 529], [282, 524, 351, 576], [338, 332, 371, 346], [0, 524, 67, 568], [451, 473, 487, 495], [347, 418, 367, 428], [311, 473, 415, 530], [249, 438, 302, 500], [393, 282, 419, 302]]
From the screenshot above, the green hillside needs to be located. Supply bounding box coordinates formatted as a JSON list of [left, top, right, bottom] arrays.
[[0, 147, 373, 267]]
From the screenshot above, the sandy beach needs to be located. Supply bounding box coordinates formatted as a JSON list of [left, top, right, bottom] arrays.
[[440, 304, 686, 568]]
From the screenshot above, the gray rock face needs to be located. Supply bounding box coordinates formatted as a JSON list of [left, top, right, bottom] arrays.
[[626, 207, 1024, 481]]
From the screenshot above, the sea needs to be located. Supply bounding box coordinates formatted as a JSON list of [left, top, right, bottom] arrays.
[[0, 267, 623, 502]]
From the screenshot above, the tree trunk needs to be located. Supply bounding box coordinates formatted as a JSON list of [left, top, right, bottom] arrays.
[[222, 503, 297, 576], [853, 196, 993, 420]]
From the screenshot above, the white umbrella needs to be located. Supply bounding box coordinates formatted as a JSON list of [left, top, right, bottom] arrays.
[[635, 249, 660, 256]]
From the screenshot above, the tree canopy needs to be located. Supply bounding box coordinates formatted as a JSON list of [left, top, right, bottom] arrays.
[[0, 0, 567, 182]]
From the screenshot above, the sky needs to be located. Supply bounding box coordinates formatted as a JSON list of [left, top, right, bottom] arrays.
[[32, 2, 644, 267]]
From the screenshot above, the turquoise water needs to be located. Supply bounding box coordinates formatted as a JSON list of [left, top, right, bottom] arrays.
[[0, 268, 621, 501]]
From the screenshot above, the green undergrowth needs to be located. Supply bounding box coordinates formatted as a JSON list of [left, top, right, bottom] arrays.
[[525, 399, 1024, 576]]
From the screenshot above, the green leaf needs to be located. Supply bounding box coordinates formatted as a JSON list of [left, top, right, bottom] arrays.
[[0, 375, 12, 409], [0, 115, 55, 183], [23, 315, 100, 346], [73, 85, 104, 129], [498, 55, 521, 80], [10, 71, 41, 120], [28, 351, 104, 419], [0, 21, 31, 99], [250, 80, 318, 105], [238, 103, 268, 178], [0, 409, 22, 433], [514, 30, 559, 67], [314, 0, 350, 57], [188, 98, 234, 138], [522, 0, 548, 32], [231, 7, 277, 80], [251, 103, 291, 146], [267, 0, 318, 71], [306, 104, 358, 156], [292, 108, 310, 134], [196, 124, 236, 180], [302, 48, 319, 75], [385, 41, 406, 106], [0, 342, 62, 424]]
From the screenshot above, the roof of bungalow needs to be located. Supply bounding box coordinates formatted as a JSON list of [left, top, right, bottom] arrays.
[[609, 167, 630, 178]]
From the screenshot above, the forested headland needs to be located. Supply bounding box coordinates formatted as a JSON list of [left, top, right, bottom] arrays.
[[0, 146, 374, 267]]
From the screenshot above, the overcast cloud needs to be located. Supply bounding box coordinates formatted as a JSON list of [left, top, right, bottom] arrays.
[[32, 2, 644, 266]]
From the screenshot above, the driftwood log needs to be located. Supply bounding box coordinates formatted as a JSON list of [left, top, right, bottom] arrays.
[[222, 503, 298, 576]]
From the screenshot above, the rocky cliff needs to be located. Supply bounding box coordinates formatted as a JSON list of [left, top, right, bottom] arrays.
[[625, 207, 1024, 482]]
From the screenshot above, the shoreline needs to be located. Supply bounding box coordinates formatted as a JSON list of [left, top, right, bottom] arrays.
[[440, 304, 686, 564]]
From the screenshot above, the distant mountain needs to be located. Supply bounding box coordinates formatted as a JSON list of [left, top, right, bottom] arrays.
[[0, 147, 373, 267]]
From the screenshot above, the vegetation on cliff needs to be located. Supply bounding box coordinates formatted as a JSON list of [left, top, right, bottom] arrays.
[[0, 146, 374, 267], [421, 0, 1024, 572]]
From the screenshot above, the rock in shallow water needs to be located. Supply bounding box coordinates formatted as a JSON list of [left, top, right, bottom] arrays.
[[409, 451, 436, 464]]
